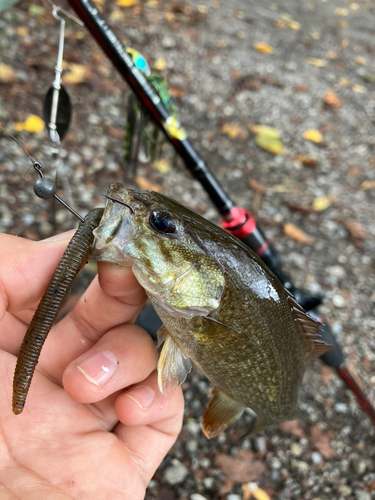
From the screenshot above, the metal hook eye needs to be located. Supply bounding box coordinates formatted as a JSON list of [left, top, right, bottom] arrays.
[[52, 6, 84, 26]]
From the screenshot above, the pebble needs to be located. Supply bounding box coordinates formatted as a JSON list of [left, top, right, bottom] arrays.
[[311, 452, 322, 464], [335, 403, 349, 413], [351, 457, 368, 475], [227, 495, 242, 500], [163, 459, 189, 485], [191, 495, 208, 500], [290, 443, 303, 457], [355, 490, 371, 500], [254, 436, 267, 453], [203, 477, 214, 489], [332, 294, 346, 308]]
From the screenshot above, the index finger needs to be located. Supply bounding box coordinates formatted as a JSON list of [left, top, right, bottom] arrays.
[[0, 232, 76, 321]]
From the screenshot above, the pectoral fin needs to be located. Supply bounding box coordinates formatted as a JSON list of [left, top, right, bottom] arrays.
[[202, 388, 245, 438], [157, 327, 192, 396]]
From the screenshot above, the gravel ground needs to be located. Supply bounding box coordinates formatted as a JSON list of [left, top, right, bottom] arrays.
[[1, 0, 375, 499]]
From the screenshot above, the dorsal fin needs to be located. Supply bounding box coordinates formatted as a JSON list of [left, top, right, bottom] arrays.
[[284, 288, 332, 361]]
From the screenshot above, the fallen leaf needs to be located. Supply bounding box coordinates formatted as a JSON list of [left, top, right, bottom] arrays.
[[326, 51, 337, 59], [165, 11, 175, 22], [310, 425, 336, 458], [135, 177, 162, 192], [222, 122, 248, 141], [279, 419, 306, 438], [284, 223, 314, 245], [273, 20, 286, 29], [214, 454, 266, 483], [234, 10, 245, 19], [253, 42, 274, 54], [302, 129, 323, 143], [352, 84, 366, 93], [62, 64, 90, 84], [242, 484, 271, 500], [363, 74, 375, 84], [28, 4, 46, 15], [153, 158, 172, 173], [15, 27, 29, 36], [361, 180, 375, 190], [312, 196, 331, 211], [294, 83, 309, 92], [323, 90, 343, 109], [289, 20, 300, 30], [216, 38, 229, 47], [170, 86, 186, 97], [116, 0, 136, 6], [287, 202, 314, 214], [0, 62, 15, 83], [297, 154, 318, 168], [305, 57, 327, 67], [344, 218, 366, 242], [249, 178, 267, 194], [355, 56, 366, 65], [250, 125, 284, 155], [14, 114, 45, 133], [338, 20, 348, 28], [334, 8, 348, 16], [154, 57, 167, 71]]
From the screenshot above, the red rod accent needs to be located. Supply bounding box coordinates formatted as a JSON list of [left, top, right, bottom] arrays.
[[256, 241, 269, 256], [222, 207, 256, 239], [338, 365, 375, 425]]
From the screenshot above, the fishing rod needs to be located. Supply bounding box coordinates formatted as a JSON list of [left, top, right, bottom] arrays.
[[56, 0, 373, 424]]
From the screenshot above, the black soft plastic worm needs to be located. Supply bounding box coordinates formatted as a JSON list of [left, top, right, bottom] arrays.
[[12, 207, 104, 415]]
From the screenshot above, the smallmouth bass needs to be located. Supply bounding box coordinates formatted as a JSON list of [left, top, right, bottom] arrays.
[[92, 183, 331, 438]]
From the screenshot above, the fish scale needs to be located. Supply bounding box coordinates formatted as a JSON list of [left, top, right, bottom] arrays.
[[92, 184, 331, 438]]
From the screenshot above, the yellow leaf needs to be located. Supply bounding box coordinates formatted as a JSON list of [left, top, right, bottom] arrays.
[[154, 57, 167, 71], [355, 56, 366, 65], [352, 84, 366, 93], [116, 0, 135, 6], [338, 20, 348, 28], [153, 159, 172, 174], [242, 484, 271, 500], [62, 64, 89, 84], [253, 42, 274, 54], [303, 129, 323, 143], [14, 114, 45, 133], [326, 51, 337, 59], [361, 180, 375, 190], [289, 20, 300, 30], [305, 57, 327, 67], [165, 12, 175, 22], [15, 27, 29, 36], [313, 196, 331, 211], [350, 2, 359, 9], [0, 63, 15, 83], [250, 125, 284, 154], [284, 223, 314, 245], [334, 8, 349, 16], [222, 122, 248, 141]]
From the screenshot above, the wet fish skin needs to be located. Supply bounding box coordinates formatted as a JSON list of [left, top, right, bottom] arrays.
[[92, 183, 331, 438]]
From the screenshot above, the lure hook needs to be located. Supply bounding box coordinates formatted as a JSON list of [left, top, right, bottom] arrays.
[[102, 194, 135, 215]]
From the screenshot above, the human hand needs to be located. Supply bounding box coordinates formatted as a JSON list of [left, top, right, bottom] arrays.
[[0, 232, 184, 499]]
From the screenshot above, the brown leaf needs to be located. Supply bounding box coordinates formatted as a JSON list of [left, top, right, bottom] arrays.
[[310, 425, 336, 458], [249, 179, 267, 194], [294, 84, 309, 92], [297, 155, 319, 168], [323, 90, 343, 110], [343, 219, 366, 249], [286, 202, 314, 214], [135, 177, 162, 192], [284, 223, 314, 245], [214, 454, 266, 483], [170, 86, 186, 97], [234, 74, 262, 91]]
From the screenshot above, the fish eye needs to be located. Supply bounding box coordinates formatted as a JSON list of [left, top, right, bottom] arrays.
[[149, 211, 177, 234]]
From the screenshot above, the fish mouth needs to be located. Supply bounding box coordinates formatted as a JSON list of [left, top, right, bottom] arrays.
[[90, 185, 137, 265]]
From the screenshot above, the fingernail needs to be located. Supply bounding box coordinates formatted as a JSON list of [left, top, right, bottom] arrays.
[[124, 385, 155, 410], [77, 350, 118, 387]]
